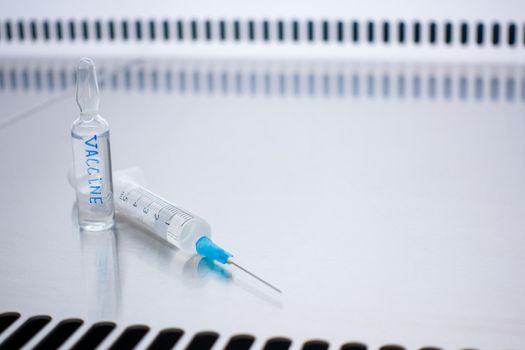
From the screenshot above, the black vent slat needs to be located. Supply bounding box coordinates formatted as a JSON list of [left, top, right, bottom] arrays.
[[108, 325, 149, 350], [56, 20, 63, 40], [234, 20, 241, 41], [150, 19, 156, 40], [146, 328, 184, 350], [322, 20, 329, 42], [445, 21, 453, 44], [379, 345, 405, 350], [292, 20, 299, 41], [307, 20, 314, 42], [71, 321, 116, 350], [352, 21, 359, 42], [413, 21, 421, 44], [460, 22, 468, 45], [191, 19, 198, 41], [109, 20, 115, 40], [95, 19, 102, 40], [279, 20, 285, 42], [5, 21, 12, 41], [476, 22, 484, 45], [337, 21, 344, 42], [341, 342, 367, 350], [122, 20, 129, 40], [302, 339, 329, 350], [492, 23, 500, 45], [162, 19, 169, 40], [206, 20, 212, 40], [0, 312, 20, 336], [263, 20, 270, 41], [220, 20, 227, 41], [30, 20, 37, 40], [68, 20, 75, 40], [248, 20, 255, 41], [0, 315, 51, 350], [224, 334, 256, 350], [185, 331, 219, 350], [177, 20, 183, 40], [383, 21, 389, 43], [263, 337, 292, 350], [508, 22, 516, 46], [135, 19, 142, 40], [429, 21, 437, 44], [367, 21, 374, 43], [398, 21, 405, 43], [17, 20, 24, 40], [43, 20, 50, 40], [33, 319, 83, 350], [81, 20, 88, 40]]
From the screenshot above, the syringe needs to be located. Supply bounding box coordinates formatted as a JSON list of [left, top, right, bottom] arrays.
[[113, 170, 281, 293]]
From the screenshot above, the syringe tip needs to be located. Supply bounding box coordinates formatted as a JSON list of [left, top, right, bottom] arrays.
[[76, 57, 100, 116]]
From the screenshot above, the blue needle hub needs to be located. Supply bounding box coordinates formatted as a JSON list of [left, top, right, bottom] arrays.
[[195, 236, 232, 264]]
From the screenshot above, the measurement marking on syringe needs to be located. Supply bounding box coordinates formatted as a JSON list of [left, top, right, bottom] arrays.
[[143, 202, 151, 214], [119, 186, 194, 228], [155, 205, 168, 222], [164, 208, 193, 227]]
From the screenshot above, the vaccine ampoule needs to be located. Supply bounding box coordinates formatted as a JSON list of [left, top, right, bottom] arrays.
[[71, 58, 115, 230]]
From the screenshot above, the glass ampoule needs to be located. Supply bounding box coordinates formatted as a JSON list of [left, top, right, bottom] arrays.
[[71, 57, 115, 230]]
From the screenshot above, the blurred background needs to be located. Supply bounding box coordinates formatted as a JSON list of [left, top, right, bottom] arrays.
[[0, 1, 524, 349]]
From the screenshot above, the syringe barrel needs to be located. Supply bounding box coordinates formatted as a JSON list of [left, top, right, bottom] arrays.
[[113, 172, 211, 253]]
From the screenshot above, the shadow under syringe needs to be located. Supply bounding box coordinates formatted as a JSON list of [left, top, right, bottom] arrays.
[[115, 219, 233, 286], [116, 219, 282, 308]]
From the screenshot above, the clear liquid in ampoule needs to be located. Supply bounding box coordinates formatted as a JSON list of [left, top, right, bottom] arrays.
[[71, 58, 115, 230]]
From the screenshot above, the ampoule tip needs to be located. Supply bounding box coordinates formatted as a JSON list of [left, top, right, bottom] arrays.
[[76, 57, 100, 116]]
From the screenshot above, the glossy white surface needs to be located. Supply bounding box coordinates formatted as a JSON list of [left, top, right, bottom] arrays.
[[0, 59, 524, 349]]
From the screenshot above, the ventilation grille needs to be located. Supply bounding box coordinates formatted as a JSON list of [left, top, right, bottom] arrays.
[[0, 61, 524, 103], [0, 312, 459, 350], [0, 18, 524, 48]]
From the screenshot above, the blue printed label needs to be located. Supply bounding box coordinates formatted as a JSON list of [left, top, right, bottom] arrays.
[[84, 135, 103, 204]]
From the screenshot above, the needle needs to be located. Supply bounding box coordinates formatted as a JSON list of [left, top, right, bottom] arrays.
[[228, 260, 282, 294]]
